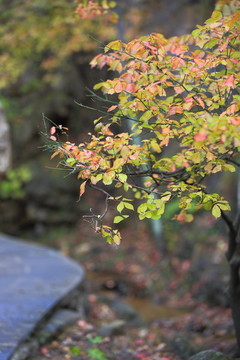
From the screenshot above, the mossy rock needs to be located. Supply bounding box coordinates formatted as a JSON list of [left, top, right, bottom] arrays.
[[189, 350, 233, 360]]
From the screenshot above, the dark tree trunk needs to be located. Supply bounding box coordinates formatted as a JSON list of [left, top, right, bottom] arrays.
[[229, 261, 240, 353], [225, 213, 240, 353]]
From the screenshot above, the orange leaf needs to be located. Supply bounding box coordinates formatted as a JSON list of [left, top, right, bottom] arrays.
[[107, 105, 118, 112], [102, 124, 113, 135], [168, 105, 183, 115], [114, 82, 124, 93], [79, 180, 87, 198], [174, 86, 184, 94], [194, 58, 206, 68], [50, 150, 60, 159], [196, 97, 205, 109]]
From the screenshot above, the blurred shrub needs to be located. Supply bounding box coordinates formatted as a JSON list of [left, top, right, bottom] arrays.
[[0, 166, 32, 199]]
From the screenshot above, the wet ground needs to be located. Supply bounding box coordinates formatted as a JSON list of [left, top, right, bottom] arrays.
[[26, 220, 239, 359]]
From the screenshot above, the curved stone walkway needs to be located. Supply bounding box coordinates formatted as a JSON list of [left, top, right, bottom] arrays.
[[0, 233, 85, 360]]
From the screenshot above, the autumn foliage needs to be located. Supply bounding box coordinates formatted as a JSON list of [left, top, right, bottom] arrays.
[[0, 0, 117, 89], [49, 0, 239, 245], [76, 0, 117, 20]]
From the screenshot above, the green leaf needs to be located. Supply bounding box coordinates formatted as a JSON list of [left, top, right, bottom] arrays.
[[123, 182, 129, 191], [212, 204, 221, 218], [95, 174, 103, 182], [113, 215, 129, 223], [87, 348, 108, 360], [93, 116, 103, 125], [117, 201, 124, 213], [191, 152, 201, 164], [203, 201, 213, 210], [208, 10, 222, 21], [103, 171, 115, 185], [139, 110, 152, 122], [137, 203, 148, 213], [66, 157, 76, 165], [124, 202, 134, 210], [139, 213, 146, 220], [145, 211, 153, 219], [113, 158, 125, 170], [69, 346, 82, 356], [118, 173, 127, 182], [93, 82, 105, 90], [88, 336, 104, 344], [150, 209, 164, 219], [203, 38, 219, 49], [222, 164, 236, 172], [192, 27, 203, 39]]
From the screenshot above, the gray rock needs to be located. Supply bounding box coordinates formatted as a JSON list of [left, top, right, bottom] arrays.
[[168, 336, 196, 359], [0, 104, 11, 174], [100, 296, 145, 326], [98, 320, 126, 337], [9, 340, 38, 360], [0, 233, 85, 360], [189, 350, 233, 360], [9, 308, 85, 360], [38, 308, 84, 343]]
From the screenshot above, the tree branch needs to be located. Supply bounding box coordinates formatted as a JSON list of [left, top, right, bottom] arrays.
[[225, 157, 240, 167], [82, 182, 113, 232], [221, 210, 236, 236], [126, 167, 186, 178]]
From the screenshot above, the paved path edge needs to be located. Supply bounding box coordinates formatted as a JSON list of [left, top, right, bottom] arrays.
[[0, 233, 85, 360]]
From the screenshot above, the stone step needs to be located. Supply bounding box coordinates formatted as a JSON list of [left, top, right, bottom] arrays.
[[0, 233, 85, 360]]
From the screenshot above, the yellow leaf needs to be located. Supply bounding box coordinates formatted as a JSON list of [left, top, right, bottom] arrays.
[[105, 40, 122, 52], [113, 234, 121, 245], [212, 204, 221, 218]]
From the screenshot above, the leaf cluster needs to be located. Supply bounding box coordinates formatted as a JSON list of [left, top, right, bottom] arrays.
[[49, 0, 240, 244]]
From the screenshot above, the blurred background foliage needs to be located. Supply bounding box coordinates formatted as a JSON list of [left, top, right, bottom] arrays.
[[0, 0, 217, 240]]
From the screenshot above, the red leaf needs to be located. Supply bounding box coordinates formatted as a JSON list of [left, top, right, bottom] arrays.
[[50, 126, 56, 134], [223, 74, 235, 87], [125, 83, 135, 93], [194, 132, 207, 142], [230, 117, 240, 125], [171, 57, 186, 69], [170, 44, 187, 55], [41, 347, 49, 355], [185, 97, 194, 103]]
